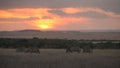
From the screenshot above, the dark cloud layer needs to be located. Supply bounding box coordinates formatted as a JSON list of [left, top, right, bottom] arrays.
[[0, 0, 120, 13], [48, 9, 66, 17], [0, 17, 39, 22], [48, 9, 109, 18], [75, 11, 109, 18]]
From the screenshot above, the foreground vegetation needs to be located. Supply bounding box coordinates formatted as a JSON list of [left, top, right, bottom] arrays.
[[0, 49, 120, 68], [0, 38, 120, 49], [0, 38, 120, 68]]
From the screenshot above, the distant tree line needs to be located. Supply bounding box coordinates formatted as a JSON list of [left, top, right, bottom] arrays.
[[0, 38, 120, 49]]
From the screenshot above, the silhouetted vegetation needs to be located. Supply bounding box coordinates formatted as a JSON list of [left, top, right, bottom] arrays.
[[0, 38, 120, 49]]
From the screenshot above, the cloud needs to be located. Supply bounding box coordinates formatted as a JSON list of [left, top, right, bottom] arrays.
[[0, 17, 39, 22], [41, 16, 53, 19], [0, 0, 120, 14], [61, 7, 120, 18], [61, 8, 80, 14], [0, 21, 36, 31], [0, 7, 120, 31], [0, 8, 91, 30], [0, 8, 120, 22], [48, 7, 120, 18], [48, 9, 66, 17]]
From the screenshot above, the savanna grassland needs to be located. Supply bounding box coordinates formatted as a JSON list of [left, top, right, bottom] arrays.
[[0, 48, 120, 68], [0, 31, 120, 68], [0, 31, 120, 40]]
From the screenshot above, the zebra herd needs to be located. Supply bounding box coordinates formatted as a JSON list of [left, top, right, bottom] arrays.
[[16, 47, 40, 54], [16, 46, 93, 54], [66, 46, 93, 53]]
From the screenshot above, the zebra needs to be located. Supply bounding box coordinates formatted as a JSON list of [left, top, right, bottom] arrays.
[[83, 46, 93, 53], [66, 46, 81, 53], [16, 47, 40, 54], [25, 47, 40, 54], [31, 47, 40, 54]]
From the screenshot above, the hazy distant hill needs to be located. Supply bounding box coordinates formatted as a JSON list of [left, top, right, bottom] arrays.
[[0, 30, 120, 40], [16, 29, 41, 32]]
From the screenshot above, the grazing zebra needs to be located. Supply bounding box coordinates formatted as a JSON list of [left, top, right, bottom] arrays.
[[31, 47, 40, 54], [83, 46, 93, 53], [25, 47, 40, 54], [25, 47, 32, 53], [16, 47, 40, 54], [66, 46, 81, 53]]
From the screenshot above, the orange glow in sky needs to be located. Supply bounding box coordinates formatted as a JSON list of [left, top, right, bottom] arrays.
[[61, 8, 80, 14], [34, 19, 55, 30], [0, 7, 120, 31]]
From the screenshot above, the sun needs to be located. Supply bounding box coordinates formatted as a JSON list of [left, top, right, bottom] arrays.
[[35, 19, 55, 30], [38, 24, 50, 29]]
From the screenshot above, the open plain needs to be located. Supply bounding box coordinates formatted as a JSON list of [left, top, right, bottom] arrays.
[[0, 48, 120, 68]]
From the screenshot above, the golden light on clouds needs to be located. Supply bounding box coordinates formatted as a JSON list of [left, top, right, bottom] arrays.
[[0, 7, 120, 31], [61, 8, 80, 14]]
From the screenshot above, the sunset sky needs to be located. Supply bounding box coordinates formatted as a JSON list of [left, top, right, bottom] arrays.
[[0, 0, 120, 31]]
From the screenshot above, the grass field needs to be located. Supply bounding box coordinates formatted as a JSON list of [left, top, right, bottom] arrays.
[[0, 31, 120, 40], [0, 48, 120, 68]]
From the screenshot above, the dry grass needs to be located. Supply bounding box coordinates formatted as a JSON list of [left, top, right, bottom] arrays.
[[0, 32, 120, 40], [0, 48, 120, 68]]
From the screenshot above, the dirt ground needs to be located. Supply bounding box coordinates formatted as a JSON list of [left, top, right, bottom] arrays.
[[0, 48, 120, 68]]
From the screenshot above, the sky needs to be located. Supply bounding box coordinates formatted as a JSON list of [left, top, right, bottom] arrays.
[[0, 0, 120, 31]]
